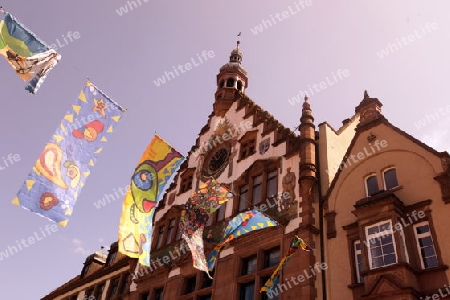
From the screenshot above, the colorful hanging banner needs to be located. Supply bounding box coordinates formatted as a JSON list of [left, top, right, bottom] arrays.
[[207, 210, 278, 271], [179, 179, 233, 237], [118, 135, 185, 266], [0, 12, 61, 94], [260, 235, 313, 294], [12, 81, 125, 226], [182, 228, 212, 278], [179, 179, 233, 278]]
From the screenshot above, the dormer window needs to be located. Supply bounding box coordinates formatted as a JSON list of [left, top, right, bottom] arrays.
[[179, 169, 195, 194]]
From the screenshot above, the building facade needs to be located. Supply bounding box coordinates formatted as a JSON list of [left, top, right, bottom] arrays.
[[321, 92, 450, 299], [42, 242, 134, 300], [41, 45, 450, 300]]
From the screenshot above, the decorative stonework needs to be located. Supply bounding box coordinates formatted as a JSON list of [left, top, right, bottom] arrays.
[[434, 171, 450, 203]]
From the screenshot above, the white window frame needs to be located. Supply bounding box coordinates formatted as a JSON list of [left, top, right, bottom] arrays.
[[354, 240, 364, 283], [414, 221, 438, 269], [364, 174, 379, 197], [365, 220, 398, 269], [382, 167, 399, 190], [398, 226, 409, 264]]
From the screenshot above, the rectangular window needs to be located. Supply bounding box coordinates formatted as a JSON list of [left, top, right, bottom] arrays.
[[266, 170, 277, 198], [154, 287, 164, 300], [140, 292, 150, 300], [184, 276, 197, 294], [414, 221, 438, 269], [365, 220, 397, 269], [252, 175, 263, 205], [365, 175, 379, 196], [216, 203, 226, 221], [202, 271, 214, 288], [264, 247, 280, 268], [85, 288, 94, 297], [261, 276, 279, 300], [240, 281, 255, 300], [383, 168, 399, 190], [166, 218, 176, 245], [119, 273, 130, 295], [199, 295, 212, 300], [94, 283, 105, 300], [239, 184, 249, 211], [176, 224, 182, 240], [108, 277, 120, 299], [242, 255, 257, 275], [354, 241, 364, 283], [156, 226, 165, 249]]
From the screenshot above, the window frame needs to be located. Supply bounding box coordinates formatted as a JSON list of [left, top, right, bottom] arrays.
[[238, 131, 257, 161], [119, 273, 131, 295], [239, 280, 255, 300], [155, 225, 165, 249], [365, 220, 398, 270], [215, 202, 226, 222], [234, 161, 279, 213], [152, 287, 164, 300], [94, 282, 106, 300], [365, 174, 379, 197], [353, 240, 364, 284], [414, 221, 439, 269], [179, 168, 195, 194], [264, 247, 280, 268], [382, 167, 399, 190], [165, 218, 176, 245], [183, 275, 198, 295], [242, 255, 257, 275], [107, 276, 120, 299]]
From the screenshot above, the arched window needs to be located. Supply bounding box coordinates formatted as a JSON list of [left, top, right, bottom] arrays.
[[365, 174, 379, 196], [226, 78, 234, 87], [383, 168, 398, 190], [219, 80, 224, 88], [237, 81, 243, 91]]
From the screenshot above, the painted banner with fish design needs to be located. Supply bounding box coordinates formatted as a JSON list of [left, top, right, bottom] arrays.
[[118, 135, 185, 266], [13, 81, 125, 226]]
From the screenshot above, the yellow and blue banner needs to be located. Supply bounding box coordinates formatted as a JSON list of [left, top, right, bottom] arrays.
[[12, 81, 125, 226], [207, 210, 278, 271], [0, 12, 61, 94], [118, 135, 184, 266]]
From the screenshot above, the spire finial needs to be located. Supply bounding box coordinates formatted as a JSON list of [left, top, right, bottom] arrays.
[[304, 94, 309, 102], [364, 90, 369, 99], [237, 32, 241, 50]]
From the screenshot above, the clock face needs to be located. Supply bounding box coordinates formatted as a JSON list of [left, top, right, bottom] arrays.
[[202, 146, 230, 177], [209, 148, 229, 172]]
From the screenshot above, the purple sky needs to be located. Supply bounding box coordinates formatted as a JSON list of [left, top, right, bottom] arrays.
[[0, 1, 449, 298]]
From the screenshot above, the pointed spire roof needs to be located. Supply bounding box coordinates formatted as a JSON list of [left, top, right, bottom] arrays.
[[219, 40, 247, 75]]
